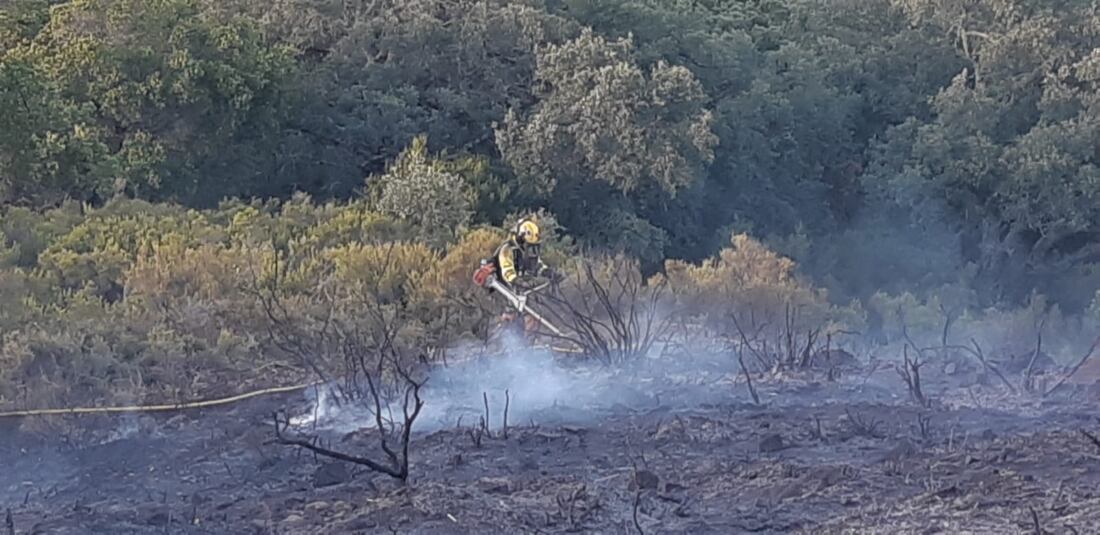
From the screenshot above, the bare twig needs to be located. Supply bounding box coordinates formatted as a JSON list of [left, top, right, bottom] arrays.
[[270, 359, 425, 481], [896, 345, 930, 408], [1044, 337, 1100, 398], [468, 422, 484, 448], [1023, 317, 1047, 393], [809, 416, 825, 441], [482, 391, 491, 438], [738, 352, 761, 405], [945, 340, 1017, 394], [502, 389, 511, 440], [1080, 429, 1100, 453], [555, 485, 586, 529], [915, 413, 933, 441], [846, 409, 884, 439], [538, 257, 670, 364], [273, 412, 400, 478], [730, 313, 773, 371], [1029, 505, 1042, 535], [938, 302, 958, 349], [632, 491, 644, 535]]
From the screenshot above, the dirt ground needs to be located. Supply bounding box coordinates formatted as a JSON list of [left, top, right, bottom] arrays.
[[3, 348, 1100, 534]]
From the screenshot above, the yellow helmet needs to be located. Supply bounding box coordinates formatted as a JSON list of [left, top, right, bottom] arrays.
[[515, 218, 540, 244]]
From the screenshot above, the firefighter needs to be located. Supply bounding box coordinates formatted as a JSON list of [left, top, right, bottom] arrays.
[[495, 218, 551, 288], [474, 217, 561, 338]]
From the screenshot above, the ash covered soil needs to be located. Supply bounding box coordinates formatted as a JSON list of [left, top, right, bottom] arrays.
[[3, 349, 1100, 534]]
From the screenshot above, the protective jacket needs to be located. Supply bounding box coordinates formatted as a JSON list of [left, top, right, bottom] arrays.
[[494, 237, 547, 286]]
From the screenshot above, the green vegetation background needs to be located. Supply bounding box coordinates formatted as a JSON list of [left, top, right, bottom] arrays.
[[2, 0, 1100, 409]]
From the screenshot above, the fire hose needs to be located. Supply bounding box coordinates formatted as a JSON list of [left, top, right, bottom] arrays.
[[0, 382, 319, 418], [483, 276, 564, 337]]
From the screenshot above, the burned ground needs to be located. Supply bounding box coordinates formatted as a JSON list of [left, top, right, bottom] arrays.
[[3, 349, 1100, 534]]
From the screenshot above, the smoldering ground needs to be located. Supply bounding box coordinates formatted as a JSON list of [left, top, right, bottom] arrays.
[[285, 332, 913, 440], [289, 334, 649, 435], [5, 326, 1100, 534]]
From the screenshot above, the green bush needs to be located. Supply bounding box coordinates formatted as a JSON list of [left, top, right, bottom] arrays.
[[661, 232, 863, 337]]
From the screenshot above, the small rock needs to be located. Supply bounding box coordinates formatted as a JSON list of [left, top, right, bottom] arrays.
[[934, 484, 961, 498], [633, 470, 659, 490], [305, 501, 330, 512], [880, 439, 918, 462], [477, 477, 513, 494], [981, 429, 997, 441], [147, 511, 171, 527], [663, 482, 687, 493], [808, 466, 847, 489], [313, 462, 351, 488], [811, 349, 859, 369], [770, 481, 806, 503], [944, 362, 958, 375], [165, 414, 188, 428], [284, 514, 304, 523], [759, 434, 786, 453]]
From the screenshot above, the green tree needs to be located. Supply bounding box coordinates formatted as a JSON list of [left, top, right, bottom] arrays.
[[864, 0, 1100, 307], [250, 0, 580, 198], [0, 56, 117, 205], [11, 0, 298, 204], [370, 136, 476, 247], [496, 28, 717, 263], [0, 0, 51, 52]]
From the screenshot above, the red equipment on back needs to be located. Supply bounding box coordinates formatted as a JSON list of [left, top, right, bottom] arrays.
[[472, 262, 495, 287]]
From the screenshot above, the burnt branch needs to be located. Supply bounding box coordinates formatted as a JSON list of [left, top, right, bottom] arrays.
[[945, 340, 1018, 395], [503, 389, 510, 440], [727, 302, 824, 374], [482, 391, 491, 438], [729, 313, 773, 371], [915, 413, 933, 442], [938, 302, 959, 349], [1029, 506, 1042, 535], [632, 491, 645, 535], [846, 409, 884, 439], [468, 421, 485, 448], [807, 416, 825, 441], [273, 412, 400, 478], [555, 485, 588, 530], [271, 363, 423, 481], [738, 352, 761, 406], [1023, 317, 1047, 393], [539, 257, 670, 364], [1080, 429, 1100, 453], [896, 345, 930, 408], [1044, 337, 1100, 398]]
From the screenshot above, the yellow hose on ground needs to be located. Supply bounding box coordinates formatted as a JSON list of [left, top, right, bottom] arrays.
[[0, 382, 319, 418], [0, 345, 585, 419]]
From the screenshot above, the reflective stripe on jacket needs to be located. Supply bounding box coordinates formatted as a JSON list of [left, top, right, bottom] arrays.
[[494, 238, 543, 284]]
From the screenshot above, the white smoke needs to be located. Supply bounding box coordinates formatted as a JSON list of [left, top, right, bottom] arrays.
[[289, 333, 622, 435]]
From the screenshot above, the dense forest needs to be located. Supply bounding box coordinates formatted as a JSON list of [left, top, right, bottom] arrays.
[[2, 0, 1100, 407]]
